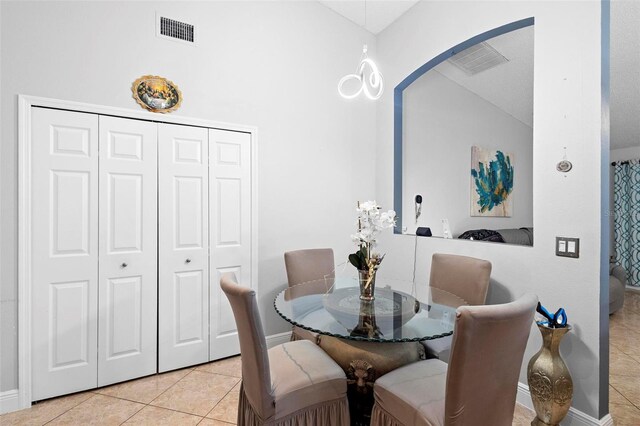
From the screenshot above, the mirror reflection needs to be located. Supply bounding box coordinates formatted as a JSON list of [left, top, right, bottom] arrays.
[[397, 23, 534, 246]]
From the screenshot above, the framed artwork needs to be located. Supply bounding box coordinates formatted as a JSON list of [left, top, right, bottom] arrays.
[[131, 75, 182, 113], [470, 146, 514, 217]]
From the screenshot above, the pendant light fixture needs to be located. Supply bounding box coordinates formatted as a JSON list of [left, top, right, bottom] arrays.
[[338, 1, 384, 100]]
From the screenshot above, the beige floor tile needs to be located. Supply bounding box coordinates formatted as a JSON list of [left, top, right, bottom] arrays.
[[610, 342, 625, 355], [511, 403, 534, 425], [610, 375, 640, 407], [608, 290, 640, 425], [610, 349, 640, 377], [610, 310, 625, 323], [610, 330, 640, 355], [198, 418, 235, 425], [610, 317, 632, 335], [196, 356, 242, 378], [609, 403, 640, 426], [622, 291, 640, 313], [610, 385, 632, 405], [609, 327, 627, 343], [95, 368, 191, 404], [47, 394, 144, 425], [150, 370, 239, 416], [610, 341, 624, 355], [609, 322, 633, 345], [124, 405, 202, 425], [0, 392, 92, 426], [614, 310, 640, 330], [627, 351, 640, 364], [206, 387, 239, 423]]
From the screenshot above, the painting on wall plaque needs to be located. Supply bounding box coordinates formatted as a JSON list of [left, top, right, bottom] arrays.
[[131, 75, 182, 113], [470, 146, 514, 217]]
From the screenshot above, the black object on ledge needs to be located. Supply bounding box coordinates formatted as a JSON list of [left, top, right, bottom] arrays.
[[416, 227, 432, 237], [458, 229, 505, 243]]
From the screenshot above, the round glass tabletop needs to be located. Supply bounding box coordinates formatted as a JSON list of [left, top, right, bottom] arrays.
[[274, 276, 463, 343]]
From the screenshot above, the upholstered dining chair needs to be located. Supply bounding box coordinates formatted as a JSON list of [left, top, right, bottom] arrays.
[[423, 253, 492, 362], [371, 293, 537, 426], [284, 248, 335, 342], [220, 273, 350, 426]]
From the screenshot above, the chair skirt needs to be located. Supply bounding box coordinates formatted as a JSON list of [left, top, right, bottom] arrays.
[[371, 403, 409, 426], [238, 382, 350, 426]]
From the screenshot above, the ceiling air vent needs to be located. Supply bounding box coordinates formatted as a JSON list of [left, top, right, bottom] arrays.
[[448, 42, 508, 75], [157, 14, 195, 45]]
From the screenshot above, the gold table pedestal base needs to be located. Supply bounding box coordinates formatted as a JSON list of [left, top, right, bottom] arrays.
[[318, 336, 426, 426]]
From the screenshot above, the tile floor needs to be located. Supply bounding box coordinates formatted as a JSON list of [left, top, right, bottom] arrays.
[[14, 296, 640, 426], [0, 351, 535, 425], [0, 356, 242, 426], [609, 289, 640, 425]]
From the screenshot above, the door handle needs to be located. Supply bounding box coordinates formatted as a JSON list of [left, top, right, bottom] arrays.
[[121, 262, 128, 268], [185, 258, 192, 264]]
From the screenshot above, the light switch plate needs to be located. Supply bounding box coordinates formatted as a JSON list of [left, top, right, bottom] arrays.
[[556, 237, 580, 258]]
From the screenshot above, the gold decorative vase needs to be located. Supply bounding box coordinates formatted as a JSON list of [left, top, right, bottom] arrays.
[[527, 324, 573, 426], [358, 270, 376, 301]]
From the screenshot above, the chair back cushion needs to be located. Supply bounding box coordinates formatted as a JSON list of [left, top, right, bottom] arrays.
[[430, 253, 492, 306], [284, 248, 335, 286], [444, 293, 538, 425], [220, 273, 275, 419]]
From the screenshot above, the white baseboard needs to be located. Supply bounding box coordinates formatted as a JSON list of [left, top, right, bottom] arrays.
[[266, 331, 292, 348], [599, 414, 614, 426], [517, 383, 613, 426], [0, 389, 21, 415]]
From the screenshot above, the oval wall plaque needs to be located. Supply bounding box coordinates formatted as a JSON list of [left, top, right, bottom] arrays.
[[131, 75, 182, 113]]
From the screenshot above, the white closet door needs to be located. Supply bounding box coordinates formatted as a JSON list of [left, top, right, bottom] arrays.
[[31, 108, 99, 401], [98, 116, 158, 386], [158, 123, 209, 372], [209, 129, 252, 360]]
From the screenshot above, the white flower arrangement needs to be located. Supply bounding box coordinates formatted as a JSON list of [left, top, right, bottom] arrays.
[[349, 201, 396, 280]]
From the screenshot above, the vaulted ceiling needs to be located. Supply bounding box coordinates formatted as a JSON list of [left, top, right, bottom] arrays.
[[318, 0, 419, 34], [318, 0, 640, 150]]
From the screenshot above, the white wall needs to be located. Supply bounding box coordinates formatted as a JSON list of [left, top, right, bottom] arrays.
[[611, 145, 640, 162], [376, 1, 604, 420], [0, 1, 377, 392], [403, 70, 533, 237]]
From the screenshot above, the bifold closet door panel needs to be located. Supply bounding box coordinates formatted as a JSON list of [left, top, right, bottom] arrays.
[[158, 123, 210, 372], [209, 129, 252, 360], [31, 108, 100, 401], [98, 116, 158, 386]]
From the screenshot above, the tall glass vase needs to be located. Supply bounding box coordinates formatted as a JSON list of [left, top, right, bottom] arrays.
[[358, 269, 376, 301], [349, 299, 381, 339], [527, 324, 573, 426]]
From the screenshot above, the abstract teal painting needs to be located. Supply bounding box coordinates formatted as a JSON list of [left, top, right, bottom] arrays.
[[470, 146, 514, 217]]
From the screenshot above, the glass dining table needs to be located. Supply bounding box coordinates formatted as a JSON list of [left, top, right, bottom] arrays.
[[274, 275, 461, 343], [274, 275, 464, 425]]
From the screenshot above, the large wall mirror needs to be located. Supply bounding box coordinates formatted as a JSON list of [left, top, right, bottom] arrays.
[[394, 18, 535, 247]]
